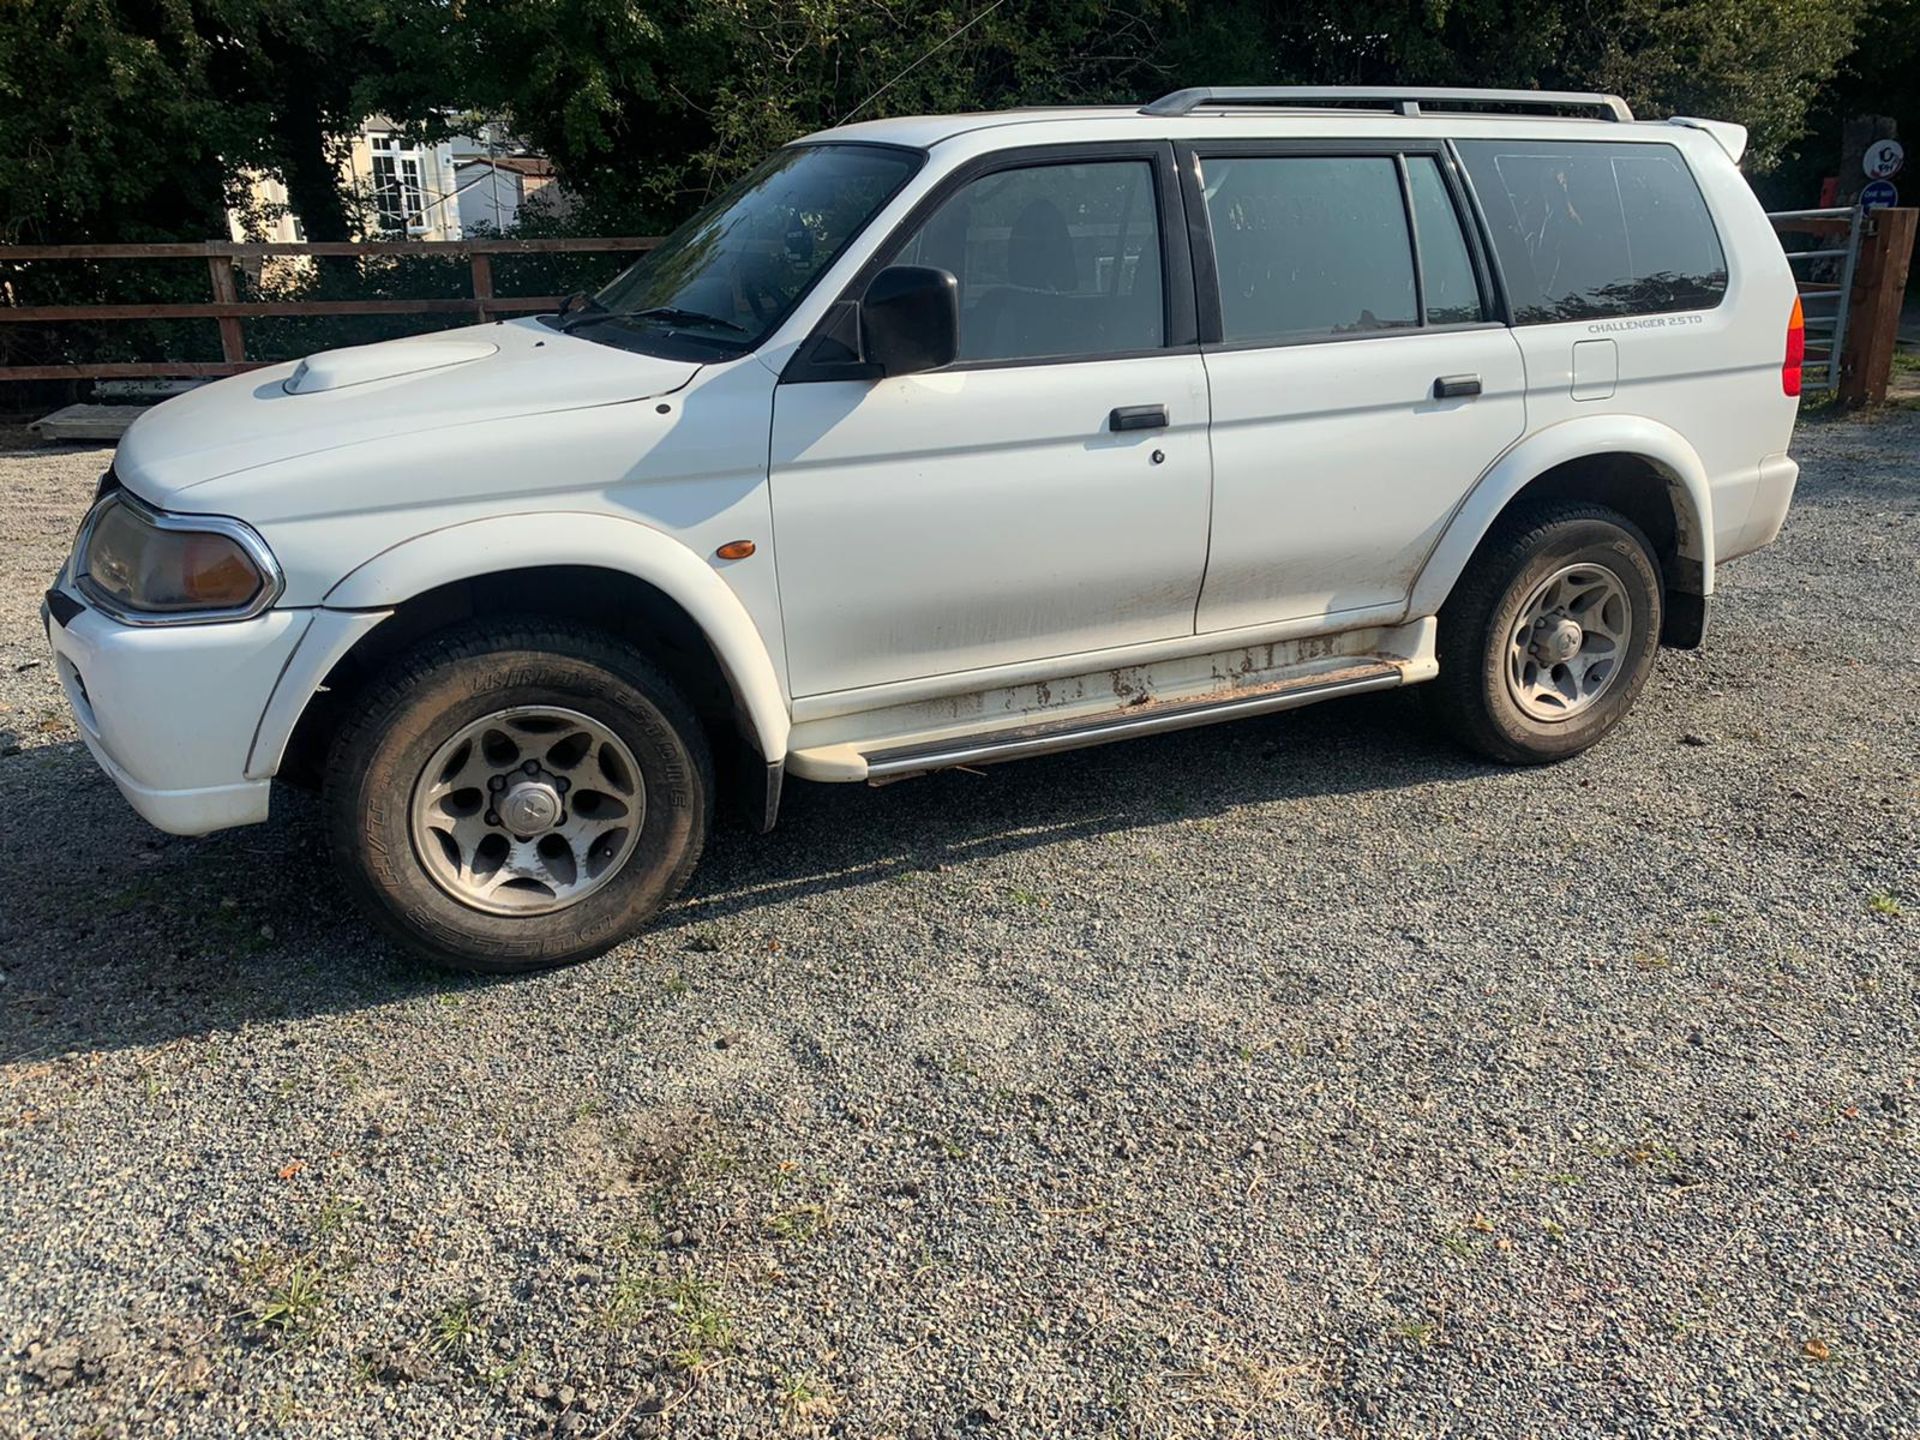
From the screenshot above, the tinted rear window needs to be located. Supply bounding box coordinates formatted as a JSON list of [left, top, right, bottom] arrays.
[[1458, 141, 1727, 325]]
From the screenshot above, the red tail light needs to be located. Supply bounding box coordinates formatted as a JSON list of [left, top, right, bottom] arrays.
[[1783, 296, 1805, 397]]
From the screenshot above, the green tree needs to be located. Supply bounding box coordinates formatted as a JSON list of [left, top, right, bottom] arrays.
[[1153, 0, 1866, 169], [458, 0, 1195, 230], [0, 0, 1883, 246], [0, 0, 237, 242], [0, 0, 458, 245], [462, 0, 1870, 235]]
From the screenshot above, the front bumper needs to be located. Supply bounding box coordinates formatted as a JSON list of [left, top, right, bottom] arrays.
[[43, 582, 311, 835]]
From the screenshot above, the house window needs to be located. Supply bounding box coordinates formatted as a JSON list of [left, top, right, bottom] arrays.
[[370, 134, 428, 234]]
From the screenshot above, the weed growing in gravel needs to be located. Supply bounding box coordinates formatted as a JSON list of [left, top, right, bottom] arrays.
[[764, 1203, 828, 1243], [1868, 891, 1903, 918], [253, 1256, 326, 1334], [483, 1350, 530, 1392], [1180, 1353, 1308, 1416], [917, 1130, 970, 1161], [1606, 1136, 1682, 1171], [615, 1221, 661, 1255], [600, 1267, 653, 1334], [103, 875, 170, 916], [685, 926, 724, 953], [599, 1274, 733, 1374], [205, 896, 273, 959], [777, 1371, 840, 1425], [601, 1269, 736, 1368], [1389, 1317, 1438, 1346], [691, 1141, 744, 1186], [311, 1193, 361, 1243], [663, 1274, 735, 1370], [425, 1297, 483, 1358]]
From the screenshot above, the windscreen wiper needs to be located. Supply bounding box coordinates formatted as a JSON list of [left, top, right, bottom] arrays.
[[559, 304, 747, 336]]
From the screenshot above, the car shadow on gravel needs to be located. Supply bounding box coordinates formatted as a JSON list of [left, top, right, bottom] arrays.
[[0, 688, 1494, 1062], [682, 687, 1480, 923]]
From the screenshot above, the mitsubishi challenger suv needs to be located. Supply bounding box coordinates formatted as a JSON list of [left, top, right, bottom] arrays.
[[44, 87, 1803, 972]]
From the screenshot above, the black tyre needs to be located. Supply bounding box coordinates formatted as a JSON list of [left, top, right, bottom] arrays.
[[1426, 502, 1663, 765], [323, 621, 711, 973]]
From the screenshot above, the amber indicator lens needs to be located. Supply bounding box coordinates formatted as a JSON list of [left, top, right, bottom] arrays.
[[715, 540, 756, 561]]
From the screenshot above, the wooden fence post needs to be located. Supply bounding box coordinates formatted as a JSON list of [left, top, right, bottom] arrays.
[[1839, 207, 1917, 408], [205, 253, 247, 364], [470, 253, 494, 322]]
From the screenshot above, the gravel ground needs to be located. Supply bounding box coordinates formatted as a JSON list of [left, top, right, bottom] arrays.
[[1, 410, 1915, 1440]]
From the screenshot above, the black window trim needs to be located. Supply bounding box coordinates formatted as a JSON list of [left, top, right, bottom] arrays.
[[1443, 138, 1515, 325], [780, 140, 1199, 384], [1450, 135, 1730, 328], [1174, 137, 1509, 353]]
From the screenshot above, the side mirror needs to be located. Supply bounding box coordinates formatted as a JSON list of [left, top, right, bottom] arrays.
[[861, 266, 959, 377]]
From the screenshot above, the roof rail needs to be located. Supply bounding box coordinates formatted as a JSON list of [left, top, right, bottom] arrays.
[[1141, 86, 1634, 122]]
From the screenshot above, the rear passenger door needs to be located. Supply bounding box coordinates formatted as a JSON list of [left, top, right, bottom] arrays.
[[1185, 143, 1526, 633]]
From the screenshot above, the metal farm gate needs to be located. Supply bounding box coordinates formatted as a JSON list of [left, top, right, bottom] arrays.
[[1767, 206, 1865, 395]]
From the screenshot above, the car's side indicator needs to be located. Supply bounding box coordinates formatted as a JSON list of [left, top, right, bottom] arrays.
[[715, 540, 757, 561]]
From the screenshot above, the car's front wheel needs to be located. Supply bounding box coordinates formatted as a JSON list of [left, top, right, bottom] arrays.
[[1427, 501, 1664, 765], [323, 621, 711, 973]]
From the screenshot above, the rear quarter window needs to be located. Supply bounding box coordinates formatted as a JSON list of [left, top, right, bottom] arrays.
[[1457, 140, 1728, 325]]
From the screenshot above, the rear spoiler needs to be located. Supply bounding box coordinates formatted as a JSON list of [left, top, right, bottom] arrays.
[[1668, 117, 1748, 165]]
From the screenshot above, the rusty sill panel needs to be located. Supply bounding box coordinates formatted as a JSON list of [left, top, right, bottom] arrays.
[[861, 660, 1403, 780]]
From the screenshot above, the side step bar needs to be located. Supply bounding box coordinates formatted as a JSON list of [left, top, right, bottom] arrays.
[[861, 662, 1403, 780]]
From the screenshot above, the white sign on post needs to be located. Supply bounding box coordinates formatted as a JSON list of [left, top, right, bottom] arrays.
[[1863, 139, 1905, 180]]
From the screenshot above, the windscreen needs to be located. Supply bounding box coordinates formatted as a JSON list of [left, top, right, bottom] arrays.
[[579, 144, 923, 355]]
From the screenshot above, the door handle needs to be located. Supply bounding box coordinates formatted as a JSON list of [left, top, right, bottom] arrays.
[[1432, 373, 1482, 399], [1109, 404, 1169, 432]]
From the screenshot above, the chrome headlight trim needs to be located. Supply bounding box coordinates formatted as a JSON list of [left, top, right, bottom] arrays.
[[73, 491, 285, 626]]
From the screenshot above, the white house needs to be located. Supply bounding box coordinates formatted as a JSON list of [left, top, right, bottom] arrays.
[[451, 154, 574, 233], [231, 118, 464, 243]]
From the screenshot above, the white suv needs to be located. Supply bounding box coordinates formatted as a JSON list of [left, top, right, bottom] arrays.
[[45, 87, 1803, 971]]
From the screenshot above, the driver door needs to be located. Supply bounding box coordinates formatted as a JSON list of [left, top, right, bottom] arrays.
[[768, 145, 1212, 699]]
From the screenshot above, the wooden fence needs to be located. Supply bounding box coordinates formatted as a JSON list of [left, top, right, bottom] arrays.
[[0, 237, 660, 382], [4, 217, 1914, 397]]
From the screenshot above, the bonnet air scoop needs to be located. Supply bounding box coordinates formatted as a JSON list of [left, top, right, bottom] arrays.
[[284, 339, 500, 394]]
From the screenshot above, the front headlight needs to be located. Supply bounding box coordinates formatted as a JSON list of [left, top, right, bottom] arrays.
[[75, 493, 281, 622]]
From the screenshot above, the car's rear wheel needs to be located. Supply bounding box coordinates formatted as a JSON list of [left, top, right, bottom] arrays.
[[323, 621, 711, 973], [1426, 502, 1663, 765]]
